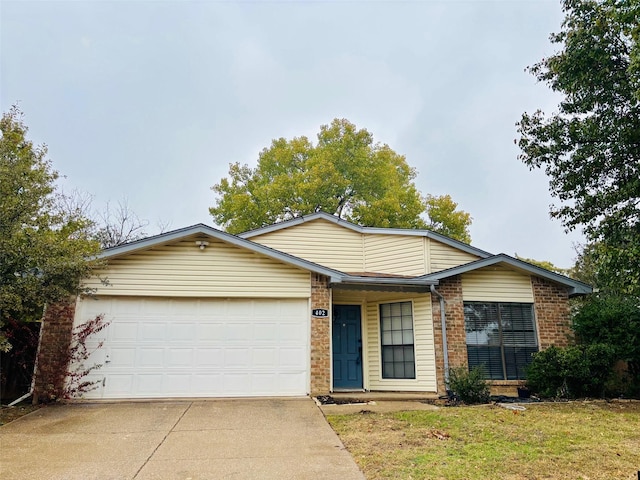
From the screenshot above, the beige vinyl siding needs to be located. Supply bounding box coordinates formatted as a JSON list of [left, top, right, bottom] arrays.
[[363, 234, 427, 276], [430, 240, 480, 272], [333, 292, 435, 392], [83, 237, 311, 298], [461, 266, 534, 302], [249, 219, 364, 272]]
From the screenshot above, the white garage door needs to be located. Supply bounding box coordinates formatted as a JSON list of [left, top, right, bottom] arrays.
[[74, 296, 309, 399]]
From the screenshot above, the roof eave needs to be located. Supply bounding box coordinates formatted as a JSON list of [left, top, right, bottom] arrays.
[[95, 223, 346, 280], [423, 254, 593, 296], [330, 275, 437, 293]]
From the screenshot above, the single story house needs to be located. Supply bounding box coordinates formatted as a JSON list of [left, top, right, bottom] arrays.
[[34, 212, 591, 401]]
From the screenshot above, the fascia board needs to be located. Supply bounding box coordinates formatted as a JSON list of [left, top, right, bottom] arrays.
[[339, 275, 437, 287], [96, 223, 345, 280], [332, 283, 432, 293]]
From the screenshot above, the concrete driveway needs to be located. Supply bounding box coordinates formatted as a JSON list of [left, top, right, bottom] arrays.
[[0, 398, 364, 480]]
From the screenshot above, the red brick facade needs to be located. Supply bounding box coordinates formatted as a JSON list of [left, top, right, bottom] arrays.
[[532, 276, 573, 348], [310, 274, 331, 395], [431, 275, 574, 395], [31, 275, 574, 400], [33, 297, 77, 403], [431, 276, 466, 394]]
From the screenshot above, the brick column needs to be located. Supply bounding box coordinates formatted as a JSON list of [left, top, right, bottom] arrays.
[[33, 297, 77, 403], [532, 276, 573, 348], [310, 274, 331, 396], [431, 276, 466, 394]]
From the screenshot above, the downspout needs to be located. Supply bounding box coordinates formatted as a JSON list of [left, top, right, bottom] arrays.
[[430, 285, 450, 390]]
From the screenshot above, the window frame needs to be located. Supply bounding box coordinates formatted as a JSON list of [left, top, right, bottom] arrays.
[[379, 301, 416, 380], [464, 301, 538, 381]]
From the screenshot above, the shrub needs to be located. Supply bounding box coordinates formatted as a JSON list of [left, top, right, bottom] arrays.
[[526, 344, 617, 399], [449, 366, 490, 404], [572, 295, 640, 395], [0, 318, 40, 401]]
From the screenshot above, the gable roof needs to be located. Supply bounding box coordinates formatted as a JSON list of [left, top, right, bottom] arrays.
[[238, 211, 492, 259], [96, 223, 437, 291], [422, 253, 592, 297]]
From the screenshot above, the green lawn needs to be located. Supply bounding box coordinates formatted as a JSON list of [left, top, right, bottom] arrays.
[[327, 401, 640, 480]]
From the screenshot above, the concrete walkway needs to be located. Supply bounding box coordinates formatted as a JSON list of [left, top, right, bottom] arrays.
[[0, 398, 364, 480]]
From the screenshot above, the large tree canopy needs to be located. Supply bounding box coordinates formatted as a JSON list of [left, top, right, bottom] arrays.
[[517, 0, 640, 295], [0, 107, 100, 351], [211, 118, 472, 240], [424, 194, 472, 244]]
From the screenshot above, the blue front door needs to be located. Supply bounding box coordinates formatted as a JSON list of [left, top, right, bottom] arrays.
[[332, 305, 363, 389]]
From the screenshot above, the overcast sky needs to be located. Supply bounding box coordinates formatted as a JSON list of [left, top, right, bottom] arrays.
[[1, 0, 585, 268]]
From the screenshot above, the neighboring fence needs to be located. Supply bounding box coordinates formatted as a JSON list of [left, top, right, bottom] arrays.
[[1, 320, 41, 403]]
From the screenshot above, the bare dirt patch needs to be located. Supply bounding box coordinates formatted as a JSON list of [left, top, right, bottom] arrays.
[[0, 403, 41, 426]]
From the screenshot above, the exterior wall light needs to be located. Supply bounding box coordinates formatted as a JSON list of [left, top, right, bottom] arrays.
[[195, 240, 209, 250]]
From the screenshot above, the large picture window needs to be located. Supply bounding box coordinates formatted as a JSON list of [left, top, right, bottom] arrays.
[[380, 302, 415, 379], [464, 302, 538, 380]]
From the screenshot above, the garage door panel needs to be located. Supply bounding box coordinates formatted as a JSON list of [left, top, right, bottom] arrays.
[[195, 348, 224, 365], [280, 347, 306, 367], [278, 372, 307, 393], [167, 348, 193, 367], [197, 323, 224, 340], [193, 373, 223, 394], [252, 348, 277, 367], [138, 348, 164, 367], [224, 348, 250, 368], [109, 348, 135, 367], [225, 323, 252, 341], [168, 323, 197, 341], [74, 297, 309, 398], [111, 322, 138, 342], [138, 374, 164, 394], [252, 323, 277, 342], [140, 323, 166, 341], [165, 374, 191, 394], [279, 323, 306, 342]]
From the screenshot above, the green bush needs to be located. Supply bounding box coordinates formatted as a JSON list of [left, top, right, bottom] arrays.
[[572, 295, 640, 396], [449, 366, 490, 404], [526, 344, 617, 399]]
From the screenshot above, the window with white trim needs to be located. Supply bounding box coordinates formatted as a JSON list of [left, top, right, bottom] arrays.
[[380, 301, 415, 379], [464, 302, 538, 380]]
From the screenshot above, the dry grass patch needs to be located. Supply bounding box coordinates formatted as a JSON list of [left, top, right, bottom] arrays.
[[327, 401, 640, 480]]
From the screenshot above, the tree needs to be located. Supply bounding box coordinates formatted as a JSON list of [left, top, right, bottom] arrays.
[[0, 106, 100, 351], [211, 118, 473, 241], [514, 255, 569, 276], [61, 190, 169, 249], [424, 194, 472, 243], [517, 0, 640, 296], [94, 199, 149, 249], [572, 295, 640, 395]]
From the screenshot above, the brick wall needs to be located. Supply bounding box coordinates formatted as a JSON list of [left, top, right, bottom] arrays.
[[432, 275, 573, 395], [310, 274, 331, 395], [431, 276, 466, 394], [532, 276, 573, 348], [33, 297, 77, 403]]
